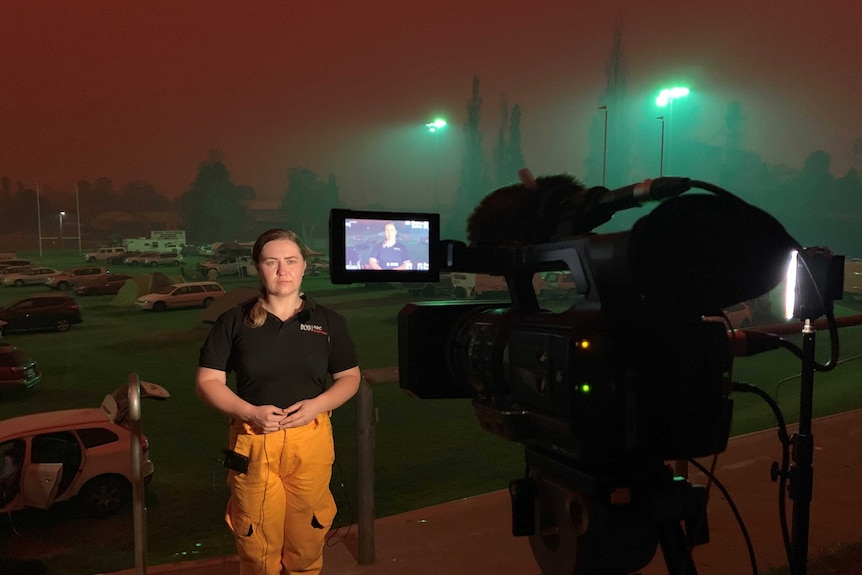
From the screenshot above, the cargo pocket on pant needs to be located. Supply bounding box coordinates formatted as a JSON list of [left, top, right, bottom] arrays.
[[310, 494, 337, 533], [225, 500, 255, 538]]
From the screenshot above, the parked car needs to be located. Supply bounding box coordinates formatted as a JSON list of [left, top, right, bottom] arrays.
[[2, 267, 61, 287], [0, 260, 33, 273], [0, 294, 83, 333], [141, 252, 183, 267], [83, 247, 126, 263], [73, 273, 132, 296], [106, 251, 139, 265], [0, 265, 36, 277], [398, 272, 454, 297], [135, 281, 226, 311], [197, 256, 245, 278], [45, 266, 108, 290], [124, 251, 160, 266], [0, 343, 41, 394], [0, 406, 154, 517]]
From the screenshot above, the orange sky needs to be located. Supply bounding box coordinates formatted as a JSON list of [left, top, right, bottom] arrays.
[[2, 0, 860, 209]]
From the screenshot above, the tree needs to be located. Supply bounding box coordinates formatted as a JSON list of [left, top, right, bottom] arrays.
[[492, 96, 526, 187], [119, 180, 171, 212], [280, 168, 341, 244], [180, 150, 251, 243], [449, 76, 492, 240], [586, 14, 627, 187], [492, 95, 511, 187], [508, 104, 525, 179]]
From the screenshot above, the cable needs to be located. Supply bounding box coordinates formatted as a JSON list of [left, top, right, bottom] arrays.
[[257, 432, 269, 575], [688, 457, 759, 575], [733, 381, 792, 561], [325, 455, 355, 547]]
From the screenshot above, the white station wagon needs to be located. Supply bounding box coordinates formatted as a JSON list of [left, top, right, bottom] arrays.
[[135, 281, 226, 311], [0, 408, 154, 517]]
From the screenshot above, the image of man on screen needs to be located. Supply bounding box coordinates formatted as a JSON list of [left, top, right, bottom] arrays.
[[368, 222, 411, 270]]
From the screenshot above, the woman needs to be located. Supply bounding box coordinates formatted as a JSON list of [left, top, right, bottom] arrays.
[[196, 229, 360, 575]]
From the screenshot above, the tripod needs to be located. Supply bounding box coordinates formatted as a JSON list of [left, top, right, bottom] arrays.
[[514, 449, 708, 575], [787, 319, 817, 575]]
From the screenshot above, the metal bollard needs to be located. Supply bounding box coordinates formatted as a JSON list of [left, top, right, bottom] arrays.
[[127, 373, 147, 575], [355, 367, 399, 565]]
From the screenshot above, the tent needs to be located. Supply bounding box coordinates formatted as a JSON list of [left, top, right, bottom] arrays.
[[200, 286, 260, 323], [213, 242, 253, 257], [111, 272, 181, 307]]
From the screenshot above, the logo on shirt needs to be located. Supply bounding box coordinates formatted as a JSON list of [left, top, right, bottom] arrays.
[[300, 323, 327, 335]]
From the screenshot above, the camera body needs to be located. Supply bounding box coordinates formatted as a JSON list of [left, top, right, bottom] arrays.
[[397, 236, 734, 469], [328, 176, 809, 574]]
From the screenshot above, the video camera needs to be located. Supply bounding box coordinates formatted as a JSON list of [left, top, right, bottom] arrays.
[[328, 174, 824, 574]]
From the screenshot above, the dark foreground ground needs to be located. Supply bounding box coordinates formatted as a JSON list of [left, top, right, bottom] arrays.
[[95, 409, 862, 575]]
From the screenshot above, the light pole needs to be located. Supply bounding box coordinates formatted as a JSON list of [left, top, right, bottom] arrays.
[[656, 116, 665, 177], [656, 86, 690, 174], [598, 105, 608, 186], [59, 211, 66, 249], [426, 118, 447, 207]]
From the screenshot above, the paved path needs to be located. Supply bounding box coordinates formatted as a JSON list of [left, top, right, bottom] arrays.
[[104, 409, 862, 575]]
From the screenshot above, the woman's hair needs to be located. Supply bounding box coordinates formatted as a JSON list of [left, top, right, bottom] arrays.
[[247, 229, 310, 328]]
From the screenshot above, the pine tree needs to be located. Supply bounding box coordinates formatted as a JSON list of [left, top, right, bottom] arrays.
[[180, 150, 250, 243], [449, 76, 491, 240]]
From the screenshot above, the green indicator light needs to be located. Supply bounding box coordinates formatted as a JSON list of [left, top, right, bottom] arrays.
[[581, 384, 591, 394]]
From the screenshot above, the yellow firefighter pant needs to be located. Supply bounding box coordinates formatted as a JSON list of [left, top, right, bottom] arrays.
[[225, 413, 337, 575]]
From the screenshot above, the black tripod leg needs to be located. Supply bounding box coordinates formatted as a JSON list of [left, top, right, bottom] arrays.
[[659, 521, 698, 575]]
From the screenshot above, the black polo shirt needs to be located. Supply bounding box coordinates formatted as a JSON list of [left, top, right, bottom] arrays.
[[199, 296, 358, 408]]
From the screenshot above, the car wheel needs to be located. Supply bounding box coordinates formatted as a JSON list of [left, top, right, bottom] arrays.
[[172, 261, 180, 266], [56, 318, 72, 332], [85, 288, 97, 296], [150, 261, 158, 267], [87, 256, 96, 262], [201, 297, 214, 308], [153, 301, 167, 312], [77, 475, 130, 518], [14, 279, 24, 287]]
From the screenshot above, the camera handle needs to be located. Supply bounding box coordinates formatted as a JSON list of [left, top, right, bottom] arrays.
[[788, 320, 816, 575]]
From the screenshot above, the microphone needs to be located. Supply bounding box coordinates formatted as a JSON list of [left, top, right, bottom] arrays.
[[551, 177, 693, 239], [297, 309, 311, 323], [595, 177, 692, 212]]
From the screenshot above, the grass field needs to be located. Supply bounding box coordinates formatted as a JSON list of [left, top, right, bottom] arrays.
[[1, 249, 862, 574]]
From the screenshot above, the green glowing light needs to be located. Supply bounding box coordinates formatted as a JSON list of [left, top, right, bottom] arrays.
[[426, 118, 447, 132], [580, 384, 591, 394], [656, 87, 690, 107]]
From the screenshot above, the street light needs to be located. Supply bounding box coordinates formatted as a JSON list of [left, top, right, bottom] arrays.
[[59, 211, 66, 248], [425, 118, 447, 206], [656, 116, 665, 177], [598, 106, 608, 186], [656, 86, 690, 174], [656, 87, 689, 107]]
